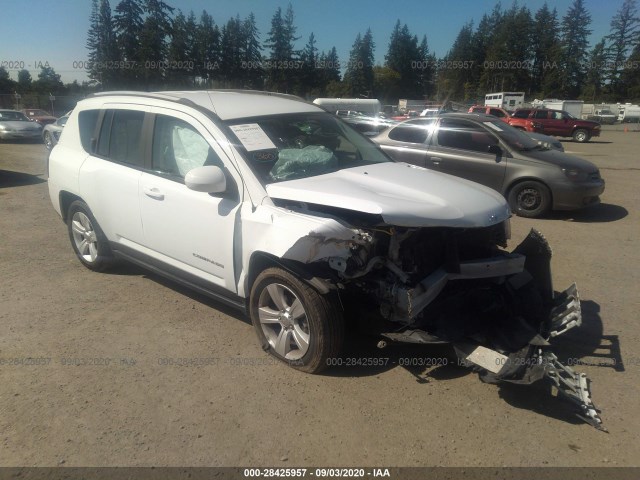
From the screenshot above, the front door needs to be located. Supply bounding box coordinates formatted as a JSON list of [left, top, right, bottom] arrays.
[[139, 108, 242, 293]]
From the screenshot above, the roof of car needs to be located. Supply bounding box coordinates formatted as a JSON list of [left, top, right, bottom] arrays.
[[87, 90, 321, 120]]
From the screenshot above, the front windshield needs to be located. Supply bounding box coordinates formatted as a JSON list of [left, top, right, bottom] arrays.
[[482, 120, 539, 151], [226, 112, 392, 184]]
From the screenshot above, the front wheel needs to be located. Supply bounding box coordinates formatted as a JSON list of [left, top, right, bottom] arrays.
[[67, 200, 114, 271], [249, 267, 344, 373], [572, 128, 590, 142], [508, 181, 551, 218], [43, 131, 54, 150]]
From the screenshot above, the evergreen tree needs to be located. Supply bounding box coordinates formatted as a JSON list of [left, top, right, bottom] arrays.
[[194, 10, 220, 86], [0, 67, 16, 94], [86, 0, 118, 87], [34, 66, 64, 94], [138, 0, 175, 88], [418, 35, 437, 98], [219, 15, 244, 87], [113, 0, 144, 86], [582, 39, 607, 100], [344, 29, 375, 97], [298, 33, 319, 96], [604, 0, 640, 97], [559, 0, 592, 97], [264, 4, 300, 92], [243, 13, 263, 89], [438, 22, 474, 100], [167, 10, 192, 86], [621, 42, 640, 99], [531, 4, 562, 97], [17, 69, 32, 93], [384, 21, 424, 100], [475, 4, 503, 95]]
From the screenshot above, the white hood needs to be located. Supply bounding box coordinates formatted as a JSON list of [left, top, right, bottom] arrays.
[[266, 162, 510, 228]]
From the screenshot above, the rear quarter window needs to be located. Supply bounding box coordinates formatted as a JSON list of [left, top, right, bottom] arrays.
[[78, 109, 100, 153]]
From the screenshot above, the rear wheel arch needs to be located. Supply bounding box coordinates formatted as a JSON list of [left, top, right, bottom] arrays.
[[59, 191, 83, 223]]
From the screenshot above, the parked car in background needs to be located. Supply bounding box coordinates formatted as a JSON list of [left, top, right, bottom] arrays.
[[468, 105, 512, 121], [43, 113, 71, 150], [584, 108, 617, 124], [509, 108, 600, 142], [21, 108, 57, 126], [373, 113, 604, 218], [391, 110, 420, 121], [0, 109, 43, 141]]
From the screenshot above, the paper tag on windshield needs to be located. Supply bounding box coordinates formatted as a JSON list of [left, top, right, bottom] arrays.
[[229, 124, 277, 151]]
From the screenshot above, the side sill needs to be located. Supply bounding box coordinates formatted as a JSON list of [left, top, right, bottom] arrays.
[[111, 243, 246, 313]]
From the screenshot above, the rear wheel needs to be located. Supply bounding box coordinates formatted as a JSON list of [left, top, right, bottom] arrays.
[[67, 200, 113, 271], [508, 181, 551, 218], [572, 128, 590, 142], [249, 267, 343, 373]]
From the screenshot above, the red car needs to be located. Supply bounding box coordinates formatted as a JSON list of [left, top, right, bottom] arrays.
[[21, 108, 57, 126], [467, 105, 512, 122], [508, 108, 600, 142]]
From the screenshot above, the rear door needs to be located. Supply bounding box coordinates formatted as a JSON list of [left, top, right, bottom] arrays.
[[377, 119, 436, 167], [425, 118, 507, 192], [78, 106, 146, 246]]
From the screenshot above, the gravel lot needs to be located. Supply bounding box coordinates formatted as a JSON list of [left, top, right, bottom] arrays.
[[1, 128, 639, 468]]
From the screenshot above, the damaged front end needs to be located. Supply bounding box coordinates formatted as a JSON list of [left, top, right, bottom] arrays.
[[284, 214, 602, 430], [377, 228, 602, 431]]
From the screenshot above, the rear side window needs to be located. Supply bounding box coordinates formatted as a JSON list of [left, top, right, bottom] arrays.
[[489, 108, 506, 118], [95, 109, 145, 166], [388, 120, 434, 143], [512, 110, 530, 118], [78, 109, 100, 153], [109, 110, 145, 165]]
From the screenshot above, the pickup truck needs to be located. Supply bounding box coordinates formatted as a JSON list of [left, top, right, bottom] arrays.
[[583, 108, 617, 124], [508, 108, 601, 142]]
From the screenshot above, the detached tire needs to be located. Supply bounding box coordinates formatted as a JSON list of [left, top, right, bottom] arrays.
[[508, 181, 551, 218], [249, 267, 344, 373], [67, 200, 114, 272], [572, 128, 590, 142]]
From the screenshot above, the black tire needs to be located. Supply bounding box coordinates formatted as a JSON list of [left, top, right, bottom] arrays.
[[67, 200, 114, 272], [249, 267, 344, 374], [43, 131, 53, 150], [572, 128, 590, 142], [507, 180, 551, 218]]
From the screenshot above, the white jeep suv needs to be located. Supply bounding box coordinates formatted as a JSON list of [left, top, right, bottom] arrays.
[[48, 90, 601, 428]]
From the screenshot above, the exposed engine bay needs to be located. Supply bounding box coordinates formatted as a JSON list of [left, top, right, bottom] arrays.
[[274, 200, 604, 430]]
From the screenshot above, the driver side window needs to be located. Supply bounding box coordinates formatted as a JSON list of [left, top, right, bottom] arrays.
[[152, 115, 223, 178]]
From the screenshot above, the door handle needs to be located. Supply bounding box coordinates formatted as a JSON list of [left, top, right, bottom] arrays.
[[430, 157, 442, 165], [143, 186, 165, 200]]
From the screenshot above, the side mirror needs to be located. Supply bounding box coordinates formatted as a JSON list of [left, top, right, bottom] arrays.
[[185, 165, 226, 193], [487, 144, 502, 155]]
